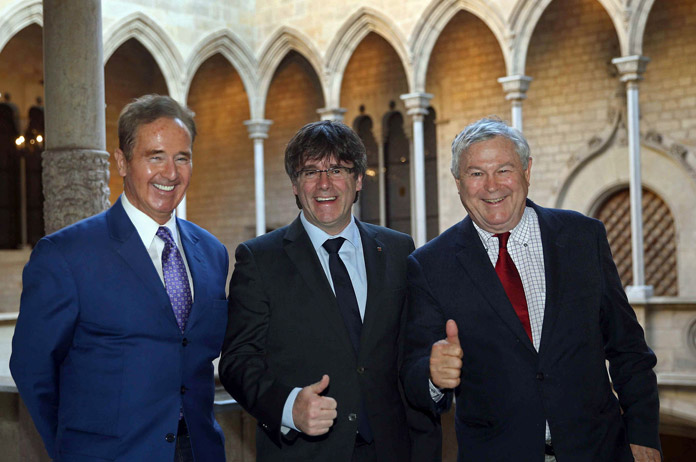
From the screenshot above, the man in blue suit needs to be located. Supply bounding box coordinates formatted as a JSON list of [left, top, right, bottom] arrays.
[[401, 118, 661, 461], [10, 95, 228, 461]]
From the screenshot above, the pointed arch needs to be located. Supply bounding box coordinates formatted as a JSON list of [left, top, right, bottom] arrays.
[[184, 29, 257, 118], [256, 26, 326, 118], [410, 0, 508, 92], [0, 0, 42, 54], [324, 7, 411, 108], [103, 12, 184, 101], [626, 0, 657, 56], [509, 0, 625, 75]]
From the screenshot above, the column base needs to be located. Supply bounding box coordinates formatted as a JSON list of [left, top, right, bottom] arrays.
[[625, 285, 654, 302]]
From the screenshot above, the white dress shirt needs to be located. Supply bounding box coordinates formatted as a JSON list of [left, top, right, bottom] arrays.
[[120, 194, 194, 299], [281, 212, 368, 432]]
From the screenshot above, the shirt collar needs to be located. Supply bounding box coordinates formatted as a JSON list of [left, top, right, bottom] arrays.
[[120, 194, 179, 248], [300, 211, 362, 253], [472, 206, 532, 250]]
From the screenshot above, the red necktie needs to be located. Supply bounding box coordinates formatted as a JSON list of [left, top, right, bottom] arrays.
[[494, 232, 532, 342]]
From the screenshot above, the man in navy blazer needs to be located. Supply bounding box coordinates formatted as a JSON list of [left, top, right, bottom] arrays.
[[401, 118, 661, 461], [10, 95, 228, 461]]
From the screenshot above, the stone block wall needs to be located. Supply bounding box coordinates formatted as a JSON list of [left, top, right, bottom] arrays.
[[186, 53, 254, 260], [424, 10, 509, 231], [523, 0, 621, 210]]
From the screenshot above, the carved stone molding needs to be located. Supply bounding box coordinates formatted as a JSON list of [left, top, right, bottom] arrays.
[[42, 149, 111, 234], [688, 318, 696, 359]]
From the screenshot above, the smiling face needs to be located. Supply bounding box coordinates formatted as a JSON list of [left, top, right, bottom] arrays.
[[292, 156, 363, 235], [455, 136, 532, 234], [114, 117, 192, 225]]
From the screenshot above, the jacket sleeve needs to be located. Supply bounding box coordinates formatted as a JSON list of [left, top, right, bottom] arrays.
[[400, 253, 453, 415], [597, 221, 661, 451], [10, 238, 79, 459], [218, 242, 294, 445]]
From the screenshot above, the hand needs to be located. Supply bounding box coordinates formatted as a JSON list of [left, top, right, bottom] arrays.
[[292, 375, 338, 436], [630, 444, 661, 462], [429, 319, 463, 389]]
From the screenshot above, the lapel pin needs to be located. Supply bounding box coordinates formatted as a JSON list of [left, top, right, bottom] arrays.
[[377, 246, 382, 252]]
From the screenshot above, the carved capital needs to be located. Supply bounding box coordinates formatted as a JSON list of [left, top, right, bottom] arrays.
[[497, 75, 533, 101], [400, 92, 433, 118], [611, 55, 650, 82], [42, 149, 111, 234], [243, 119, 273, 139], [316, 107, 347, 122]]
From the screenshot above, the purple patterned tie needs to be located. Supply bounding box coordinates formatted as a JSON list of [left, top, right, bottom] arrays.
[[157, 226, 192, 333]]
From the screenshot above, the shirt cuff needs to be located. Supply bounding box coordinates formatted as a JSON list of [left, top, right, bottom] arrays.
[[281, 387, 302, 432], [429, 379, 445, 402]]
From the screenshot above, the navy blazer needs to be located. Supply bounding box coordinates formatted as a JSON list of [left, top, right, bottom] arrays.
[[219, 216, 438, 462], [401, 201, 660, 462], [11, 199, 229, 461]]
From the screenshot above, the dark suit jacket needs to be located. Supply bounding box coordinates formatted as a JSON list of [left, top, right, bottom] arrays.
[[401, 201, 660, 462], [10, 199, 229, 461], [219, 216, 437, 462]]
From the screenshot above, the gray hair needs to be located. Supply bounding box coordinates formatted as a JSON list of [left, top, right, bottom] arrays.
[[450, 117, 530, 179]]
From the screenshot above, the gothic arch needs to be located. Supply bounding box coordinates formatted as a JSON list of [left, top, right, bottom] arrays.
[[508, 0, 625, 75], [256, 27, 326, 118], [554, 122, 696, 296], [0, 0, 42, 54], [410, 0, 508, 92], [324, 7, 410, 108], [626, 0, 657, 56], [184, 29, 256, 117], [103, 12, 185, 101]]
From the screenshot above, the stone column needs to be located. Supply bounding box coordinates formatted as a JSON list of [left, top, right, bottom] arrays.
[[244, 119, 272, 236], [612, 55, 653, 300], [316, 107, 347, 122], [42, 0, 109, 234], [400, 92, 433, 247], [497, 75, 532, 131]]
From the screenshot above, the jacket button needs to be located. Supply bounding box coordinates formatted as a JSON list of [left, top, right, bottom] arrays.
[[348, 413, 357, 422], [180, 386, 187, 394], [165, 433, 175, 443], [182, 338, 189, 346], [536, 372, 544, 381], [357, 366, 365, 374]]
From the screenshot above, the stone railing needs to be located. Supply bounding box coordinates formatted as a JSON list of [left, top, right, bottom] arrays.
[[1, 300, 694, 461]]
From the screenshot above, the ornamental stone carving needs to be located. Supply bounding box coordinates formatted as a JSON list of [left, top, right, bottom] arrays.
[[42, 149, 111, 234]]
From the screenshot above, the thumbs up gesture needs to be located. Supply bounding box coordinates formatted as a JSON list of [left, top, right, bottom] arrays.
[[292, 374, 338, 436], [429, 319, 463, 389]]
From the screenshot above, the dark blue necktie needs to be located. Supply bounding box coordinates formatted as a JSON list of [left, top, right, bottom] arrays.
[[322, 237, 373, 443]]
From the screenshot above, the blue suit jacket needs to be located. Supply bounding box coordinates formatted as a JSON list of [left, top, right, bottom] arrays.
[[401, 201, 660, 462], [10, 199, 229, 461]]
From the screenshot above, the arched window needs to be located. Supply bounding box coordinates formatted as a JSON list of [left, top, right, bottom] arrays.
[[354, 114, 380, 226], [594, 187, 678, 296], [424, 106, 438, 240], [383, 109, 410, 234]]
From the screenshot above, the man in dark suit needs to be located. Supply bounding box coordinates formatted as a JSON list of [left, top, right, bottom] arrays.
[[10, 95, 228, 461], [401, 117, 661, 462], [219, 121, 435, 461]]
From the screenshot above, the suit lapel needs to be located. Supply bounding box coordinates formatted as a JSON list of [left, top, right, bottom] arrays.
[[356, 220, 385, 356], [533, 203, 565, 357], [283, 216, 356, 358], [178, 219, 207, 333], [107, 199, 179, 331], [455, 218, 536, 354]]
